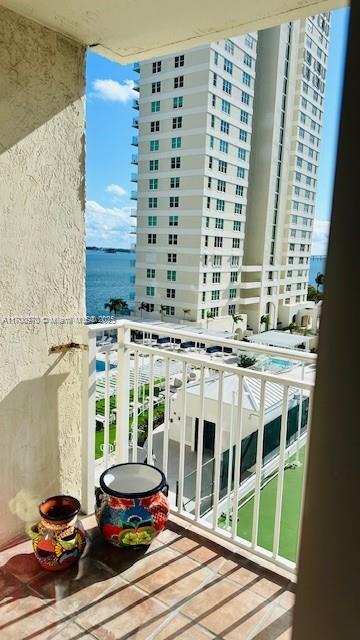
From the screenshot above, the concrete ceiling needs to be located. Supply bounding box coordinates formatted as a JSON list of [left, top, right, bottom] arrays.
[[0, 0, 347, 63]]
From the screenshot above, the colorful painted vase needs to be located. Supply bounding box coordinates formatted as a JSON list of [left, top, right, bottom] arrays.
[[95, 463, 170, 548], [29, 495, 86, 571]]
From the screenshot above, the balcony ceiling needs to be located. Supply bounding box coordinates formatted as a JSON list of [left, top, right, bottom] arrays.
[[0, 0, 346, 63]]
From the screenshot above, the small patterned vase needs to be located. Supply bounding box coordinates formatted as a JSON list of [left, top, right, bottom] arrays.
[[29, 495, 86, 571]]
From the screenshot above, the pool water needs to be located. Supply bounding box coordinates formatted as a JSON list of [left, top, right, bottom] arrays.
[[253, 357, 296, 372]]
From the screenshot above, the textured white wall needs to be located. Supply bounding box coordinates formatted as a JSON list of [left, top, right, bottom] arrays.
[[0, 6, 85, 546]]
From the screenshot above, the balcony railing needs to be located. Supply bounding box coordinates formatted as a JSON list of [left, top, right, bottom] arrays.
[[132, 117, 139, 129], [133, 62, 140, 73], [130, 190, 137, 200], [130, 208, 137, 217], [130, 172, 138, 182], [131, 136, 138, 146], [131, 154, 138, 165], [133, 98, 139, 110], [83, 320, 316, 575]]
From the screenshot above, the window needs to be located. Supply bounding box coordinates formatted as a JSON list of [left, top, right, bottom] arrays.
[[213, 255, 222, 266], [151, 100, 160, 112], [224, 39, 234, 54], [175, 54, 184, 67], [166, 288, 175, 299], [214, 237, 223, 247], [217, 179, 226, 192], [150, 140, 159, 152], [148, 215, 157, 226], [230, 272, 238, 283], [204, 235, 208, 247], [209, 135, 214, 149], [211, 94, 216, 107], [203, 273, 207, 284], [168, 253, 177, 263], [228, 304, 236, 315], [169, 215, 178, 226], [152, 61, 161, 73], [174, 75, 184, 88], [245, 34, 254, 49], [244, 53, 252, 67], [238, 147, 247, 160], [169, 196, 179, 208], [234, 203, 242, 214], [147, 234, 156, 244], [210, 114, 215, 128], [173, 96, 183, 108], [232, 238, 240, 248], [220, 140, 228, 153], [149, 159, 158, 171], [218, 160, 227, 173], [208, 156, 213, 169], [212, 272, 221, 284], [242, 71, 251, 87], [237, 166, 245, 178], [212, 290, 220, 301], [215, 218, 224, 229], [290, 243, 295, 251], [171, 137, 182, 149], [220, 120, 229, 135], [167, 270, 176, 281], [285, 298, 290, 304], [165, 305, 175, 316], [171, 156, 181, 169], [224, 58, 233, 74], [241, 91, 250, 105], [170, 177, 180, 189], [205, 216, 209, 228], [172, 116, 182, 129], [169, 234, 178, 245], [216, 199, 225, 211], [147, 268, 156, 278], [149, 178, 158, 190], [146, 286, 155, 296], [213, 72, 217, 87], [150, 120, 160, 132], [239, 129, 247, 142], [207, 177, 212, 189], [206, 196, 210, 209], [229, 289, 236, 299], [204, 255, 208, 265], [222, 80, 232, 96], [235, 185, 244, 196], [231, 255, 239, 267], [221, 102, 231, 119], [202, 291, 206, 302], [233, 220, 241, 231], [151, 81, 161, 93], [148, 197, 157, 208], [214, 51, 219, 65], [240, 109, 249, 124]]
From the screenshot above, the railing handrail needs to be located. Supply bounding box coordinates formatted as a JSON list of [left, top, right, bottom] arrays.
[[87, 319, 317, 365]]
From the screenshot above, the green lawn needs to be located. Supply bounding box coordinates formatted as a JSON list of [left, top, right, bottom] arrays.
[[219, 447, 305, 562]]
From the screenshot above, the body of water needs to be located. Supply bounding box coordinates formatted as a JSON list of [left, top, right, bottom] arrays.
[[86, 250, 326, 318], [86, 249, 135, 318]]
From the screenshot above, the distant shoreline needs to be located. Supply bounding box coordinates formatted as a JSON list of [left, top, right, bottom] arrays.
[[86, 246, 131, 253]]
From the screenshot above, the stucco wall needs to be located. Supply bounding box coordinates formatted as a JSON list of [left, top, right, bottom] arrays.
[[0, 6, 85, 546]]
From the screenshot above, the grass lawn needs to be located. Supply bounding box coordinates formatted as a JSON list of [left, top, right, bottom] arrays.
[[219, 447, 305, 562]]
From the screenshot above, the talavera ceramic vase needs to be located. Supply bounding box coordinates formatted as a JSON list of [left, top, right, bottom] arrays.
[[95, 463, 170, 548], [29, 495, 86, 571]]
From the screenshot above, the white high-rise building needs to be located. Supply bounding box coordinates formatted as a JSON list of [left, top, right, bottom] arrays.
[[133, 13, 330, 331]]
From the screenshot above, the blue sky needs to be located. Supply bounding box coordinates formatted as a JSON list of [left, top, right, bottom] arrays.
[[85, 8, 350, 253]]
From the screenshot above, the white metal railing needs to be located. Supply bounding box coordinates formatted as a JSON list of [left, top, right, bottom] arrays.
[[83, 319, 316, 574]]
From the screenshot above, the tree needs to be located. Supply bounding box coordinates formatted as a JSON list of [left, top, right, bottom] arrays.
[[231, 314, 243, 336], [238, 354, 256, 368], [260, 314, 270, 332], [307, 285, 318, 302], [206, 310, 214, 329], [159, 304, 166, 321], [288, 321, 298, 334], [315, 272, 325, 294], [138, 302, 147, 319], [104, 297, 128, 317]]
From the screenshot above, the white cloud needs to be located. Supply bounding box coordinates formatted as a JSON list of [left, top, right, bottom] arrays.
[[86, 199, 134, 248], [311, 218, 330, 256], [106, 183, 128, 198], [92, 79, 136, 103]]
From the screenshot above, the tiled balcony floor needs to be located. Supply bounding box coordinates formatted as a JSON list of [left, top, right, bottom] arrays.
[[0, 515, 295, 640]]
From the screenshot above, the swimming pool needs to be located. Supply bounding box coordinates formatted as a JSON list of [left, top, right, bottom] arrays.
[[252, 357, 296, 373]]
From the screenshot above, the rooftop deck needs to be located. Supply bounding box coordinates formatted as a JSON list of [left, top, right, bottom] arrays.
[[0, 515, 294, 640]]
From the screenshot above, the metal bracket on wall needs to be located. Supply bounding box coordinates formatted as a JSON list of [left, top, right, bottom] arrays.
[[49, 342, 88, 354]]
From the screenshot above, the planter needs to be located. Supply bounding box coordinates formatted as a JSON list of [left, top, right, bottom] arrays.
[[95, 463, 170, 547], [29, 495, 86, 571]]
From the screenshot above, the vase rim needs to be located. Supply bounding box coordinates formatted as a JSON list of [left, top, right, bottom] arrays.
[[99, 462, 167, 499], [39, 495, 81, 522]]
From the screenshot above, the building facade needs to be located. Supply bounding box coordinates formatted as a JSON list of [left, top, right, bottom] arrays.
[[133, 13, 330, 331]]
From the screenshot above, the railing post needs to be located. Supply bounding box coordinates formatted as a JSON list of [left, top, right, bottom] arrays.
[[81, 327, 97, 514], [115, 323, 130, 464]]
